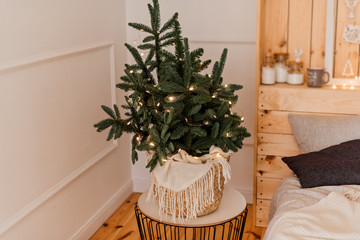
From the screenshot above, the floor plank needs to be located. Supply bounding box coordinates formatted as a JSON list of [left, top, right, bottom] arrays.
[[90, 193, 266, 240]]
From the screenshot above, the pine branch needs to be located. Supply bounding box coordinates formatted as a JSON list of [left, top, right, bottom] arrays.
[[125, 44, 148, 74], [189, 127, 207, 137], [143, 35, 156, 43], [101, 105, 116, 119], [138, 43, 155, 50], [149, 0, 160, 31], [94, 118, 115, 132], [190, 48, 204, 61], [159, 31, 176, 41], [211, 122, 220, 138], [128, 23, 153, 34], [183, 38, 191, 88], [213, 48, 228, 85], [158, 81, 186, 93], [173, 20, 184, 61], [188, 104, 202, 116], [171, 125, 189, 139], [160, 12, 178, 33]]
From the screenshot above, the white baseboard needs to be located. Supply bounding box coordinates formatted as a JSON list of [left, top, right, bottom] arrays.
[[69, 179, 133, 240], [132, 177, 150, 193]]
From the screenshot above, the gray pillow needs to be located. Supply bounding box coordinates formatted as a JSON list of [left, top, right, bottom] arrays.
[[288, 114, 360, 153]]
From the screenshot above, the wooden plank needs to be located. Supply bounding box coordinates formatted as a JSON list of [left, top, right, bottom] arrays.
[[257, 199, 272, 208], [243, 204, 267, 240], [257, 155, 292, 178], [256, 205, 270, 227], [258, 110, 293, 134], [264, 0, 289, 54], [256, 0, 267, 87], [333, 0, 360, 78], [288, 0, 313, 72], [258, 110, 349, 134], [90, 193, 141, 240], [255, 0, 267, 230], [310, 0, 327, 68], [259, 85, 360, 114], [257, 177, 282, 199], [258, 132, 300, 157]]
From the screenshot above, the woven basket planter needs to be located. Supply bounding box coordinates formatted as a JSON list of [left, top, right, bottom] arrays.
[[154, 162, 226, 218], [147, 148, 231, 221]]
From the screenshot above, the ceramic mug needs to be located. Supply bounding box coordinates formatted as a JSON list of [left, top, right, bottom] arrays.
[[307, 68, 330, 87]]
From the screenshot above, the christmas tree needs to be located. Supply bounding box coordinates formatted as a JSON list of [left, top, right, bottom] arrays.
[[94, 0, 251, 171]]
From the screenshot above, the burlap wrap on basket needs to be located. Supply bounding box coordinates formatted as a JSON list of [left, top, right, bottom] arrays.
[[147, 146, 232, 222]]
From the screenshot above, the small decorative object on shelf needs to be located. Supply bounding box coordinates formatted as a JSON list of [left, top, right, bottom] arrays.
[[343, 24, 360, 43], [93, 0, 250, 222], [287, 61, 304, 85], [274, 53, 289, 83], [307, 67, 330, 87], [345, 0, 359, 19], [343, 59, 355, 77], [261, 52, 276, 85], [287, 48, 304, 85]]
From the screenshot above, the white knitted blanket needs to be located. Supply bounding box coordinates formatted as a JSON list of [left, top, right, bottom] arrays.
[[147, 146, 232, 222], [265, 191, 360, 240]]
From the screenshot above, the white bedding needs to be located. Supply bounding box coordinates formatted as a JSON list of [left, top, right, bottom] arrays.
[[263, 175, 360, 240]]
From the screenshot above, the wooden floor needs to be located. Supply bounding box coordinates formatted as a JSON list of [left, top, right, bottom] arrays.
[[90, 193, 266, 240]]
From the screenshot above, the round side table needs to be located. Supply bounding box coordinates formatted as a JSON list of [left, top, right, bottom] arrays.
[[134, 186, 248, 240]]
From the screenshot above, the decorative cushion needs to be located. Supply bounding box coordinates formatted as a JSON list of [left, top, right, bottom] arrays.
[[288, 114, 360, 153], [282, 139, 360, 188]]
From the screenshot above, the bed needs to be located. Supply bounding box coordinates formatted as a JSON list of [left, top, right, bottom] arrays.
[[261, 113, 360, 239], [264, 175, 360, 239]]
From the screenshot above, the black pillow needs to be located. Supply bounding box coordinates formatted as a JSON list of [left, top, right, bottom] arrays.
[[282, 139, 360, 188]]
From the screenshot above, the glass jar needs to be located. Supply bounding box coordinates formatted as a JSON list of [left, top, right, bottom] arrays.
[[287, 61, 304, 85], [261, 53, 275, 85], [274, 53, 289, 83]]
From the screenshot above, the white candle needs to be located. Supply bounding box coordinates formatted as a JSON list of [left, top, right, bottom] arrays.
[[275, 65, 288, 83], [261, 66, 276, 84], [287, 73, 303, 85]]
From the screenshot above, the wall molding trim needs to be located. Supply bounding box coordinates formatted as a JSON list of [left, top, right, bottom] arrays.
[[0, 40, 118, 236], [0, 143, 117, 236], [69, 179, 133, 240], [0, 40, 115, 75], [189, 37, 255, 45]]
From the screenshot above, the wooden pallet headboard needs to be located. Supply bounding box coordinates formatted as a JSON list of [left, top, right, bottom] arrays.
[[254, 84, 360, 227]]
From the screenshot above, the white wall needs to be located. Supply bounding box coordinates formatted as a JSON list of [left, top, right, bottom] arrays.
[[0, 1, 132, 239], [127, 0, 257, 202]]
